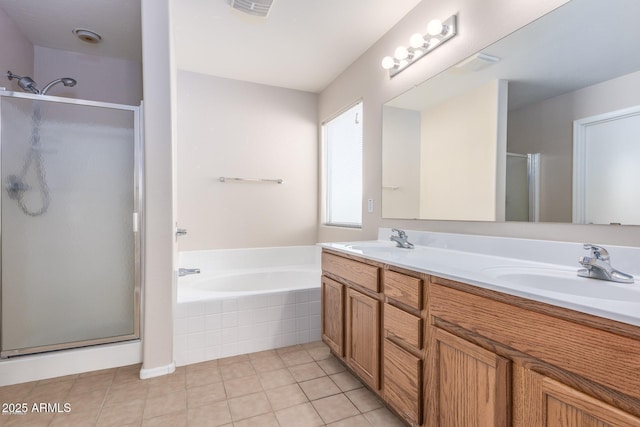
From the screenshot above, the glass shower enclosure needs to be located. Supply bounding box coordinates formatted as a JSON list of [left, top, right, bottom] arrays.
[[0, 90, 141, 357]]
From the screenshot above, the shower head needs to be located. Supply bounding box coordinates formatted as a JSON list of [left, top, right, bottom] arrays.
[[6, 71, 40, 94], [6, 71, 77, 95], [61, 78, 77, 87], [41, 77, 77, 95]]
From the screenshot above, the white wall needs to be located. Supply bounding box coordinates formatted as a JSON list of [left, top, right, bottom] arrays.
[[317, 0, 640, 247], [34, 46, 142, 105], [0, 7, 33, 87], [140, 0, 176, 377], [420, 80, 505, 221], [176, 71, 318, 251], [508, 70, 640, 223]]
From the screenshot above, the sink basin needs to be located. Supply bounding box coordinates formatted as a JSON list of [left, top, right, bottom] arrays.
[[342, 241, 411, 256], [482, 266, 639, 301], [346, 242, 399, 251], [337, 241, 503, 270]]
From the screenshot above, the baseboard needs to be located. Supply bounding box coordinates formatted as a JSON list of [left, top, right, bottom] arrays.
[[139, 360, 176, 379], [0, 340, 142, 387]]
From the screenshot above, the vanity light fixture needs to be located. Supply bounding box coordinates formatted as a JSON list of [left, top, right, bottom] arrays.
[[381, 14, 457, 78]]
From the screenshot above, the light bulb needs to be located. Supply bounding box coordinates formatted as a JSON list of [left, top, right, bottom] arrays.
[[394, 46, 409, 60], [381, 56, 397, 70], [409, 33, 426, 49], [427, 19, 444, 36]]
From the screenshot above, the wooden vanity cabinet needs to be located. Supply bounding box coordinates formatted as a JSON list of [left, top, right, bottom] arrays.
[[523, 369, 640, 427], [382, 268, 428, 426], [321, 249, 640, 427], [321, 250, 382, 390], [384, 269, 423, 310], [428, 276, 640, 427], [384, 339, 422, 425], [321, 250, 429, 423], [322, 252, 378, 292], [346, 287, 380, 389], [427, 327, 510, 427], [321, 276, 344, 356]]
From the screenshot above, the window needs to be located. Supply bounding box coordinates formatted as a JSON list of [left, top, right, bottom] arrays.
[[323, 102, 363, 227]]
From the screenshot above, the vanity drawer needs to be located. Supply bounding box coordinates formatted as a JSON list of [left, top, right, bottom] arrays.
[[322, 252, 379, 292], [384, 270, 422, 310], [384, 303, 422, 349], [384, 339, 422, 425]]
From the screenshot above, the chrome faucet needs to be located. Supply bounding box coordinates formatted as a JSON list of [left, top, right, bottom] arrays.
[[578, 244, 634, 284], [179, 268, 200, 277], [390, 228, 414, 249]]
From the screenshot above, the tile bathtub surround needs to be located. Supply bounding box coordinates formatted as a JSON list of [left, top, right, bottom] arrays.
[[175, 288, 322, 366], [0, 341, 404, 426]]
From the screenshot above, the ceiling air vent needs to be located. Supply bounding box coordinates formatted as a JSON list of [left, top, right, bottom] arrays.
[[229, 0, 275, 18]]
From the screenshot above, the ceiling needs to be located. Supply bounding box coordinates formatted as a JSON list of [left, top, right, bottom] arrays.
[[0, 0, 142, 61], [173, 0, 421, 92], [0, 0, 423, 93]]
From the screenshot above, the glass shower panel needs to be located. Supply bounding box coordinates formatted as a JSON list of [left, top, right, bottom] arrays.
[[1, 95, 137, 356], [505, 154, 529, 221]]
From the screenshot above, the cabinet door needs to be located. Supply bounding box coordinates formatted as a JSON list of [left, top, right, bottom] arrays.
[[321, 276, 344, 356], [532, 373, 640, 427], [428, 328, 510, 427], [384, 339, 422, 425], [346, 287, 380, 389]]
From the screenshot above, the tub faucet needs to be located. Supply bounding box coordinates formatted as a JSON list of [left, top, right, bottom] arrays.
[[179, 268, 200, 277], [390, 228, 414, 249], [578, 244, 634, 284]]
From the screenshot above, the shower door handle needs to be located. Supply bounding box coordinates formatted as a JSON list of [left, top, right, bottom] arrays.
[[133, 212, 140, 233], [176, 227, 188, 237]]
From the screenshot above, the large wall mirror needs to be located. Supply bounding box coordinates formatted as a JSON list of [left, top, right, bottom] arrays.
[[382, 0, 640, 225]]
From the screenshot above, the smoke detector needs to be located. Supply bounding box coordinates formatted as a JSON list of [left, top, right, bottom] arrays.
[[73, 28, 102, 44], [229, 0, 275, 18]]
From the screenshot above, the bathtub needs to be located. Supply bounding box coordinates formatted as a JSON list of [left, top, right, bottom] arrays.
[[174, 245, 322, 366]]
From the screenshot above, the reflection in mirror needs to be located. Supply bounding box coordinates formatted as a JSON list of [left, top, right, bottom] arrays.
[[382, 0, 640, 225], [383, 80, 508, 221], [506, 152, 540, 222]]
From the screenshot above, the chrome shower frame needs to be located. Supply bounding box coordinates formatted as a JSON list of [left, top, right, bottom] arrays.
[[0, 89, 143, 358]]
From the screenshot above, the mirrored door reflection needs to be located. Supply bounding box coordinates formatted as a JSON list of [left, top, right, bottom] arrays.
[[573, 107, 640, 225]]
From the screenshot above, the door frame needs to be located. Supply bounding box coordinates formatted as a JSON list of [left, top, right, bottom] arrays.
[[572, 104, 640, 224], [0, 90, 143, 357]]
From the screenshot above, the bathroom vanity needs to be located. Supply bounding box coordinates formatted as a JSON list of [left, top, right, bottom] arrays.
[[320, 232, 640, 427]]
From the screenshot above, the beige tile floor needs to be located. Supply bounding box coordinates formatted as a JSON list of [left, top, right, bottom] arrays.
[[0, 341, 405, 426]]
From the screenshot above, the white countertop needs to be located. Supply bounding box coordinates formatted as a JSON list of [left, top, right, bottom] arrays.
[[320, 230, 640, 327]]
